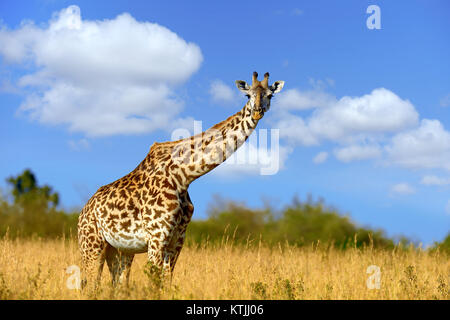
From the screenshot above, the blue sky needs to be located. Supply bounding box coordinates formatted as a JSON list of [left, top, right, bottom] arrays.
[[0, 0, 449, 245]]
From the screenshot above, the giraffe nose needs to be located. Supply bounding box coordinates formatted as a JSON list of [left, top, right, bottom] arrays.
[[254, 101, 262, 111], [252, 110, 263, 120]]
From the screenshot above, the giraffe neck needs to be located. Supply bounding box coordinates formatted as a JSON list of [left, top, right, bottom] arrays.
[[168, 102, 258, 190]]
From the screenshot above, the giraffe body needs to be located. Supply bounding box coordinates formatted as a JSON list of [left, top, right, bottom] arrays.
[[77, 72, 284, 287]]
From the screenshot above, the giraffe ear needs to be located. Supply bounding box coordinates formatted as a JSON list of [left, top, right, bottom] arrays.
[[270, 81, 285, 94], [235, 80, 250, 93]]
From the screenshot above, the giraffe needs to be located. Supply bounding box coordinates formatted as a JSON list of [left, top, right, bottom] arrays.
[[77, 71, 285, 288]]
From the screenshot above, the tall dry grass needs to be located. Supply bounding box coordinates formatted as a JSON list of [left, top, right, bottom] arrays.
[[0, 236, 448, 300]]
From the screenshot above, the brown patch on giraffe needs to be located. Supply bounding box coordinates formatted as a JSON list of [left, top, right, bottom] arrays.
[[144, 207, 152, 216], [132, 207, 140, 220], [156, 196, 164, 207], [161, 179, 172, 189], [127, 199, 136, 211], [132, 174, 141, 183], [153, 209, 164, 219], [120, 220, 132, 232], [166, 202, 178, 212], [154, 177, 161, 189], [106, 202, 114, 210], [163, 191, 178, 201], [116, 201, 125, 211], [173, 173, 183, 185], [99, 207, 108, 218]]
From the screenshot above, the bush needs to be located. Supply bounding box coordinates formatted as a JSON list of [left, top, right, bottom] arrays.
[[0, 169, 418, 250], [0, 169, 78, 238], [186, 195, 396, 249]]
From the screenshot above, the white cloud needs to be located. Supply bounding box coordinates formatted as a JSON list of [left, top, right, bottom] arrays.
[[420, 175, 450, 186], [391, 183, 415, 195], [270, 83, 450, 176], [386, 119, 450, 171], [209, 80, 238, 104], [270, 86, 424, 168], [334, 144, 381, 163], [308, 88, 418, 143], [0, 5, 203, 137], [277, 115, 319, 146], [276, 88, 336, 111], [273, 88, 418, 146], [0, 22, 42, 64], [313, 151, 328, 164]]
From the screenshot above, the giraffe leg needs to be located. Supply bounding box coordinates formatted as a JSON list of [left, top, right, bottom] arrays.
[[78, 213, 107, 291], [146, 247, 164, 286], [146, 228, 186, 287], [168, 192, 193, 273], [169, 233, 186, 274], [105, 243, 134, 287], [147, 238, 175, 289], [168, 199, 192, 274], [145, 197, 193, 288], [80, 244, 107, 291]]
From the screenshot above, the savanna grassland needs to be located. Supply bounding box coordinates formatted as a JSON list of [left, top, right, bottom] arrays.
[[0, 236, 448, 300], [1, 170, 449, 300]]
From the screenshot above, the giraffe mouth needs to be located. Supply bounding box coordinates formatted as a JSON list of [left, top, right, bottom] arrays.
[[252, 110, 264, 120]]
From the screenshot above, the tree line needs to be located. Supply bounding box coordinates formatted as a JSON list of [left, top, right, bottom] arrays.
[[0, 169, 448, 252]]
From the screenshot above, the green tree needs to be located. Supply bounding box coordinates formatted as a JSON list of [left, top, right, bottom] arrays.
[[187, 197, 272, 245], [0, 169, 77, 238], [7, 169, 59, 207]]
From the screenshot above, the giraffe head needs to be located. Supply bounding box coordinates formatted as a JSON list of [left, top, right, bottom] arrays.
[[235, 71, 285, 120]]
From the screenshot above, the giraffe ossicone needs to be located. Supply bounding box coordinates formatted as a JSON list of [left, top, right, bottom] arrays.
[[77, 72, 285, 288]]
